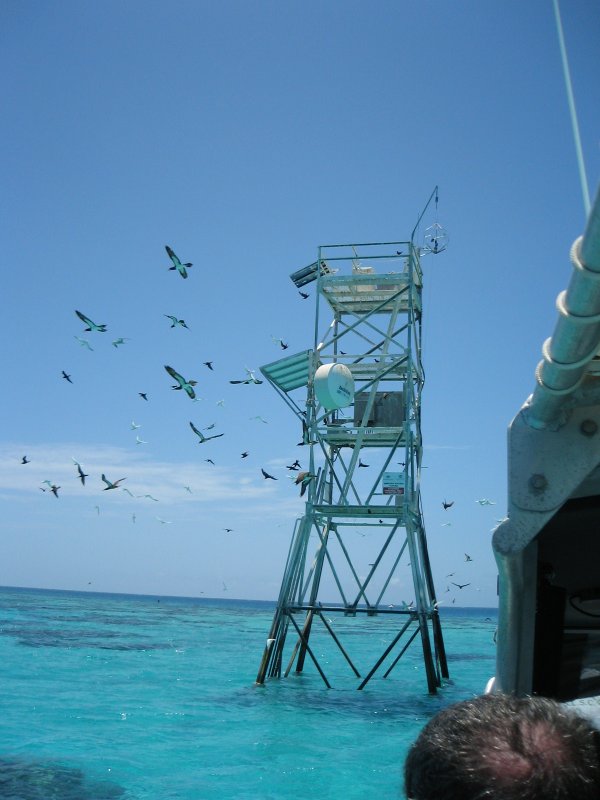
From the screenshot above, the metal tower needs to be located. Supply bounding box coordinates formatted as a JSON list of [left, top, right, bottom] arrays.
[[256, 194, 448, 692]]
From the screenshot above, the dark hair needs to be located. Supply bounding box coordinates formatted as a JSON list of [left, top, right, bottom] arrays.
[[404, 693, 600, 800]]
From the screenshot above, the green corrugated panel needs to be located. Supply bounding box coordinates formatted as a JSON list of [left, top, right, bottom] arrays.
[[260, 350, 313, 392]]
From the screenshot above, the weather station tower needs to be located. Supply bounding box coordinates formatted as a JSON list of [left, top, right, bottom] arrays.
[[256, 189, 449, 693]]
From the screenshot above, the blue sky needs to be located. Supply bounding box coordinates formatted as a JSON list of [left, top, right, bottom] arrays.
[[1, 0, 599, 606]]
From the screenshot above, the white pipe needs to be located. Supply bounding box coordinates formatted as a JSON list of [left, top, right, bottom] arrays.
[[525, 186, 600, 429]]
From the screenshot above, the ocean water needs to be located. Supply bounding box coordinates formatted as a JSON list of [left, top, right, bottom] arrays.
[[0, 587, 497, 799]]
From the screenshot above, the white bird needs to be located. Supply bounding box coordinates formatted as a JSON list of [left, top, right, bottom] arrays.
[[475, 498, 496, 506], [130, 421, 141, 430], [74, 336, 94, 351], [230, 367, 263, 385], [155, 517, 172, 524], [250, 415, 268, 424], [136, 435, 147, 445]]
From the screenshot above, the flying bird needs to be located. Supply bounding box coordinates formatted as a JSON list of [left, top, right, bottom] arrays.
[[164, 315, 189, 329], [112, 338, 129, 348], [74, 336, 94, 351], [164, 365, 197, 399], [165, 245, 192, 279], [261, 468, 277, 480], [203, 361, 214, 370], [184, 486, 192, 493], [122, 488, 134, 497], [230, 368, 263, 385], [442, 499, 454, 510], [223, 528, 234, 533], [299, 291, 309, 299], [452, 582, 471, 590], [101, 474, 127, 490], [21, 456, 30, 464], [138, 494, 159, 501], [475, 498, 496, 506], [156, 517, 173, 524], [75, 310, 107, 332], [250, 415, 268, 424], [295, 471, 316, 496], [130, 421, 141, 430], [241, 451, 249, 458], [74, 462, 88, 485], [205, 458, 215, 465], [135, 435, 147, 445], [62, 371, 73, 383], [50, 484, 60, 498], [465, 553, 473, 562], [139, 392, 148, 401], [358, 459, 369, 468], [287, 459, 301, 470], [189, 421, 224, 443], [271, 336, 289, 350]]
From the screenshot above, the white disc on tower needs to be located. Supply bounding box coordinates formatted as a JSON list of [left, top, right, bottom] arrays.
[[314, 363, 355, 410]]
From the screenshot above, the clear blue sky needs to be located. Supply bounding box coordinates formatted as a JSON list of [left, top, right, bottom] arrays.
[[1, 1, 599, 606]]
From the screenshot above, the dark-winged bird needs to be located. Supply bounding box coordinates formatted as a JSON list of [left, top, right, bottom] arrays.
[[299, 291, 309, 299], [75, 310, 107, 332], [164, 314, 189, 329], [358, 459, 369, 468], [165, 245, 192, 279], [230, 368, 263, 385], [101, 474, 126, 490], [452, 582, 471, 590], [139, 392, 148, 401], [241, 451, 249, 458], [203, 361, 214, 371], [261, 468, 277, 480], [442, 499, 454, 510], [189, 421, 224, 444], [62, 371, 73, 383], [50, 484, 60, 497], [465, 553, 473, 562], [164, 365, 197, 399], [21, 456, 30, 464], [295, 471, 316, 497], [74, 462, 88, 485]]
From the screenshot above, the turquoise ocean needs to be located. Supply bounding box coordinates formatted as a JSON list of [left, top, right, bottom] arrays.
[[0, 586, 497, 799]]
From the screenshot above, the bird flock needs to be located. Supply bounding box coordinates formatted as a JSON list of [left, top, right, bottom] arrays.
[[22, 245, 313, 526], [20, 244, 499, 603], [435, 496, 500, 605]]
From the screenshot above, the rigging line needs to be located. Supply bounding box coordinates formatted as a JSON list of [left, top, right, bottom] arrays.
[[552, 0, 591, 217]]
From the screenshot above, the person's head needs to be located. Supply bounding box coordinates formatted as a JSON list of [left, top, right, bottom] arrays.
[[404, 693, 600, 800]]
